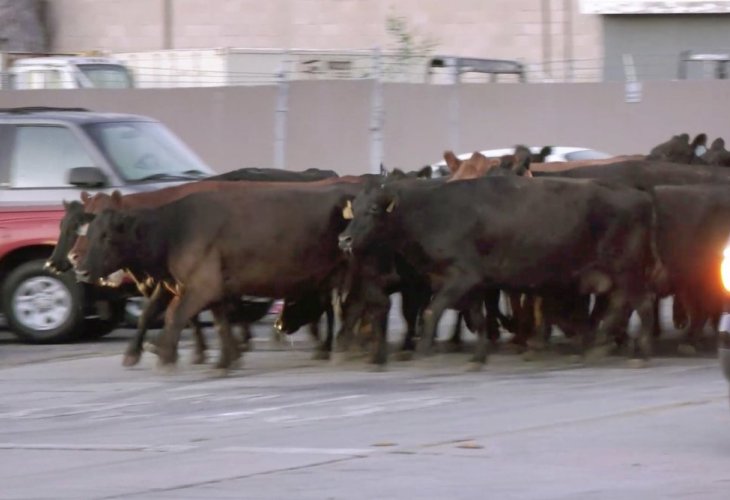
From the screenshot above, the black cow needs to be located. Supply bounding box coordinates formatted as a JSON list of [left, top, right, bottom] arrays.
[[338, 176, 659, 367], [208, 167, 338, 182], [650, 184, 730, 352], [536, 160, 730, 342], [701, 138, 730, 167], [76, 182, 361, 372], [646, 133, 707, 164]]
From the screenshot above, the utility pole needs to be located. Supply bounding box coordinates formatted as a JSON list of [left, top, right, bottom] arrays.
[[162, 0, 173, 49]]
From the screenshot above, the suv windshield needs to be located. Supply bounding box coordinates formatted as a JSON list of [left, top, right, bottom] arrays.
[[84, 121, 213, 181], [77, 64, 134, 89]]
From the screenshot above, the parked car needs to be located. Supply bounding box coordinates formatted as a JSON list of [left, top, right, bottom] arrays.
[[430, 146, 613, 176], [0, 106, 215, 343]]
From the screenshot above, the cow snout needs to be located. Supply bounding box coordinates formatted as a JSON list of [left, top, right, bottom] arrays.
[[338, 234, 353, 252]]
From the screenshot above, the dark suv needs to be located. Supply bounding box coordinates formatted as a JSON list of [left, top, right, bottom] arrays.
[[0, 107, 214, 343]]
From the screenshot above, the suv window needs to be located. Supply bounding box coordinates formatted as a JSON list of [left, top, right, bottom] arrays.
[[10, 125, 95, 188]]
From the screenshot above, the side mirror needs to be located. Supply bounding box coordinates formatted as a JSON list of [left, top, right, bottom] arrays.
[[68, 167, 107, 188]]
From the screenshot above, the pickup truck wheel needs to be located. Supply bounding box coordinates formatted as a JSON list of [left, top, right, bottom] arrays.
[[2, 260, 84, 343]]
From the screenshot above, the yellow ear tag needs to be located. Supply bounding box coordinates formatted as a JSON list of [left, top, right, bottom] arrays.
[[342, 200, 354, 220]]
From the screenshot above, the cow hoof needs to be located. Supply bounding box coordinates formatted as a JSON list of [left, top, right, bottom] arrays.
[[122, 352, 141, 367], [677, 343, 697, 356], [584, 344, 612, 362], [190, 352, 207, 365], [369, 364, 387, 373], [311, 350, 331, 361], [526, 339, 546, 351], [501, 343, 525, 355], [567, 354, 583, 364], [442, 342, 463, 353], [522, 350, 539, 362], [465, 362, 484, 372], [143, 342, 158, 355], [228, 358, 243, 370], [394, 350, 414, 362], [155, 361, 177, 375], [627, 358, 650, 369], [239, 342, 251, 353], [331, 351, 349, 365], [210, 367, 230, 378]]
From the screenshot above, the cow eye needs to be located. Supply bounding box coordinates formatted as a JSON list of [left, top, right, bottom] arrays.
[[368, 205, 380, 214]]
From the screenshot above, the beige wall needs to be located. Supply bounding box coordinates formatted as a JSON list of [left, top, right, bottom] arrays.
[[45, 0, 602, 81], [0, 80, 726, 175]]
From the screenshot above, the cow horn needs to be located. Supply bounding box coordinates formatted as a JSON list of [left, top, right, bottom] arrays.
[[386, 200, 396, 213]]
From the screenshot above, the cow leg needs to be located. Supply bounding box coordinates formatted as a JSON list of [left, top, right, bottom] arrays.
[[678, 295, 707, 356], [123, 284, 170, 367], [189, 314, 208, 364], [156, 286, 219, 369], [237, 322, 252, 352], [209, 303, 241, 372], [446, 313, 464, 352], [464, 301, 490, 367], [506, 293, 533, 353], [585, 290, 630, 361], [673, 294, 689, 331], [627, 291, 655, 364], [484, 288, 502, 346], [368, 293, 392, 366], [399, 288, 424, 354], [319, 300, 335, 359], [420, 276, 479, 355], [335, 293, 365, 355]]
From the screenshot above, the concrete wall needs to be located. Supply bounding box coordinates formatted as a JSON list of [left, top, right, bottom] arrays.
[[43, 0, 602, 81], [0, 80, 727, 175]]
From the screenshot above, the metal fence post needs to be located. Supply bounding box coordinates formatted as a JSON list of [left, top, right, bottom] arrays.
[[273, 56, 289, 170], [370, 47, 384, 174], [448, 62, 460, 153]]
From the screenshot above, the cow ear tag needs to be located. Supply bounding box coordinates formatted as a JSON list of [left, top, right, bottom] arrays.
[[342, 200, 354, 220], [385, 200, 396, 213]]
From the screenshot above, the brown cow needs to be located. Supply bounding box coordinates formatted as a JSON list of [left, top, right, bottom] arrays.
[[445, 146, 534, 181], [76, 182, 363, 372]]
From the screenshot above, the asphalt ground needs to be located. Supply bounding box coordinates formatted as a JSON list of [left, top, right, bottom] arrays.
[[0, 301, 729, 500]]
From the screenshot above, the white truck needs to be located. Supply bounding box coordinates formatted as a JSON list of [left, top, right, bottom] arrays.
[[0, 52, 134, 90], [113, 48, 526, 87]]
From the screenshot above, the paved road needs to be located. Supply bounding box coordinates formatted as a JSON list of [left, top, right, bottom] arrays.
[[1, 316, 729, 500]]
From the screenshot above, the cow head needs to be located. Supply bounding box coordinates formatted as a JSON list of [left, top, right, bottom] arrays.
[[339, 185, 397, 254], [66, 190, 125, 270], [75, 208, 140, 284], [274, 293, 328, 334], [647, 133, 708, 164], [701, 138, 730, 167], [45, 200, 95, 274], [533, 146, 553, 163], [443, 150, 462, 175]]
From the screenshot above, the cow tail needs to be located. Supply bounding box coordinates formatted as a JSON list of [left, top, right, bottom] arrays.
[[647, 202, 669, 295]]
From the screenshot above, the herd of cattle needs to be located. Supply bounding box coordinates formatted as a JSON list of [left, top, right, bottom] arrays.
[[44, 131, 730, 373]]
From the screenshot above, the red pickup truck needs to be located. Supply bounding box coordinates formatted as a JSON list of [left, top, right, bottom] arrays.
[[0, 107, 214, 343]]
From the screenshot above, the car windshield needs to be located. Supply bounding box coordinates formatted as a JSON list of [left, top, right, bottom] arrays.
[[84, 121, 213, 181], [77, 64, 134, 89]]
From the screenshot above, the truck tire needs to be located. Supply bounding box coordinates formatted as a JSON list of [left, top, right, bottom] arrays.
[[2, 259, 85, 343]]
